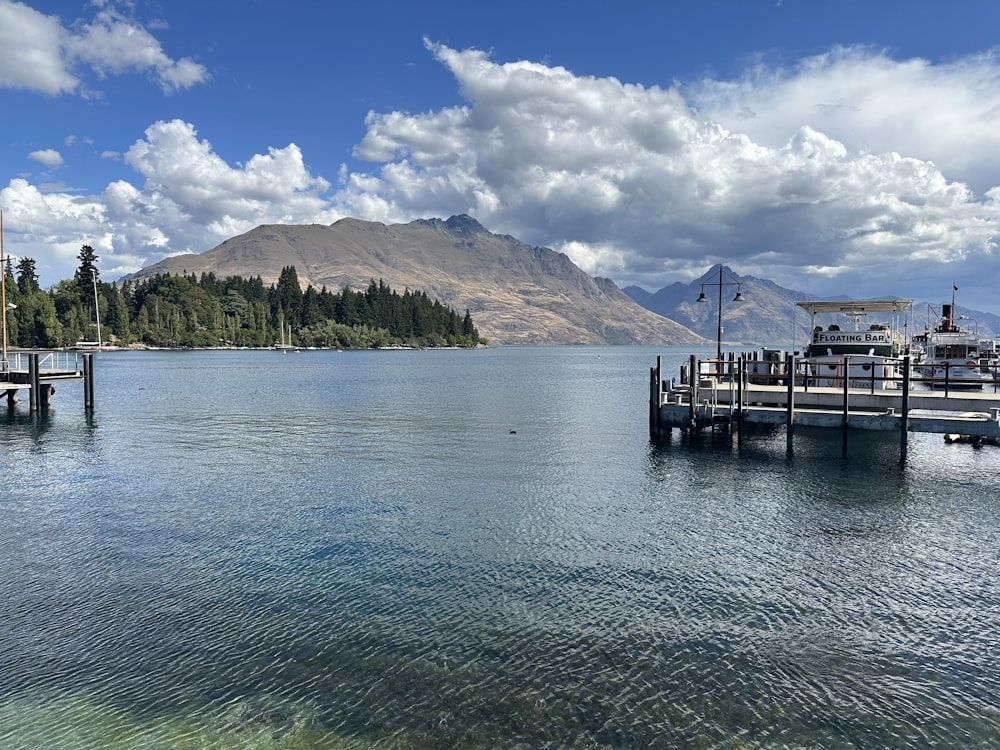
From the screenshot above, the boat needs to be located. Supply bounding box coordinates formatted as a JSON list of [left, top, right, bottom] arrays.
[[978, 337, 1000, 381], [913, 299, 991, 389], [796, 299, 913, 390], [69, 270, 121, 351], [275, 320, 298, 352], [69, 341, 121, 351]]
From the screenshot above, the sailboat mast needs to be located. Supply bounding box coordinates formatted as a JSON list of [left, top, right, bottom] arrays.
[[1, 210, 7, 370]]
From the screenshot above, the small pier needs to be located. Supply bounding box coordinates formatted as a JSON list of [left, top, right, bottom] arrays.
[[649, 352, 1000, 459], [1, 350, 94, 411]]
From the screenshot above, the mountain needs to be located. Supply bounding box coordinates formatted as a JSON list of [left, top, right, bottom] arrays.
[[624, 265, 818, 346], [625, 265, 1000, 345], [127, 215, 704, 346]]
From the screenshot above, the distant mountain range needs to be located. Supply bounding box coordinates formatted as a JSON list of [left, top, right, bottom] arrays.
[[128, 215, 703, 346], [624, 265, 1000, 344], [126, 214, 999, 347]]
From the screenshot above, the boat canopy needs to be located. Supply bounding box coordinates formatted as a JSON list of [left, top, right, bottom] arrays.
[[795, 299, 912, 315]]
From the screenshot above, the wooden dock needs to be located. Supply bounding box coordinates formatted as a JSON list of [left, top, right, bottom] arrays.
[[649, 353, 1000, 458], [1, 350, 93, 411]]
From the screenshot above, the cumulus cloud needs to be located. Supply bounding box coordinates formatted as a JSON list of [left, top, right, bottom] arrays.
[[4, 39, 1000, 310], [339, 41, 1000, 305], [688, 45, 1000, 195], [28, 148, 64, 167], [0, 0, 77, 94], [0, 0, 208, 95], [1, 120, 339, 282]]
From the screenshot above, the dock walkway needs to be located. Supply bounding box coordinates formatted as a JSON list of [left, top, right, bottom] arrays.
[[2, 350, 93, 411], [650, 353, 1000, 458]]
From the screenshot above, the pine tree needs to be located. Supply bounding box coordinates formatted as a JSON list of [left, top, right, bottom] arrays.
[[75, 245, 100, 298], [16, 257, 40, 294]]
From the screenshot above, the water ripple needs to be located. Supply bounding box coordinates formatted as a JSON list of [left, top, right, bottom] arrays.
[[2, 349, 1000, 748]]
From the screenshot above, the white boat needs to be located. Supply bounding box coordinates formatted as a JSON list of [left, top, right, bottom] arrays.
[[70, 269, 120, 350], [275, 321, 298, 352], [70, 341, 121, 351], [979, 337, 1000, 381], [796, 299, 913, 390], [914, 300, 991, 389]]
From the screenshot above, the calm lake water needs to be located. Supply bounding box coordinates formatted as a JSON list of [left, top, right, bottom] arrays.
[[1, 346, 998, 749]]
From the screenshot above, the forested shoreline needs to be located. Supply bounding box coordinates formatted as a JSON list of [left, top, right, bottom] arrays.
[[3, 246, 485, 350]]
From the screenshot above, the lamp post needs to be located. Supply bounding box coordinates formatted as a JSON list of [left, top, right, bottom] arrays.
[[697, 266, 746, 362]]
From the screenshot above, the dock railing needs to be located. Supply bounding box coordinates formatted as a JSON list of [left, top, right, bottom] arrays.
[[702, 352, 1000, 396], [2, 349, 85, 375], [651, 350, 1000, 459], [656, 351, 1000, 428], [2, 349, 91, 411]]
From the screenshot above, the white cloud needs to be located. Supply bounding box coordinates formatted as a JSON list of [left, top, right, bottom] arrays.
[[65, 5, 209, 93], [123, 120, 336, 232], [28, 148, 64, 167], [341, 42, 1000, 306], [0, 0, 208, 96], [1, 120, 340, 283], [689, 45, 1000, 195], [0, 0, 78, 94], [3, 40, 1000, 312]]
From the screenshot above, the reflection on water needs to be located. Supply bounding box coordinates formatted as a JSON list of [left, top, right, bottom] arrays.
[[1, 347, 999, 748]]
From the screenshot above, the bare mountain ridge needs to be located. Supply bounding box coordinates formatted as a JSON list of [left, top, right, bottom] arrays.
[[625, 265, 815, 345], [130, 214, 704, 345], [625, 265, 1000, 344]]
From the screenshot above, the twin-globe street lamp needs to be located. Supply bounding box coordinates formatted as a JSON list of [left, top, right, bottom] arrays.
[[696, 266, 746, 364]]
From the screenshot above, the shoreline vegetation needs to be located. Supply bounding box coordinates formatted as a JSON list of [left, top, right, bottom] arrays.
[[3, 245, 487, 351]]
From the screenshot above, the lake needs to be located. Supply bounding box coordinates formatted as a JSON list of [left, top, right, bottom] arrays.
[[1, 346, 998, 749]]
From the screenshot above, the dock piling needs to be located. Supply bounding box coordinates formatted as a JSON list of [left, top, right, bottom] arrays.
[[841, 361, 850, 456], [652, 351, 1000, 461], [84, 353, 95, 409], [28, 353, 40, 412], [785, 353, 795, 454], [900, 354, 910, 460]]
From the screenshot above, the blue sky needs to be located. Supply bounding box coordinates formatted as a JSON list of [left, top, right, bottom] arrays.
[[4, 1, 1000, 314]]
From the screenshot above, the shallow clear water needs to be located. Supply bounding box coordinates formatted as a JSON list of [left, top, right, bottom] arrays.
[[1, 346, 999, 748]]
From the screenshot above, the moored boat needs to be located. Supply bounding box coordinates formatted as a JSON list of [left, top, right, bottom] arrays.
[[69, 341, 121, 351], [978, 337, 1000, 381], [913, 298, 990, 390], [796, 299, 912, 390]]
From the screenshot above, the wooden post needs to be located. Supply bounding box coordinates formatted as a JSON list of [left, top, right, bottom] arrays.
[[648, 365, 655, 437], [84, 353, 94, 409], [28, 352, 39, 412], [689, 354, 697, 430], [842, 354, 850, 456], [900, 354, 910, 461], [785, 353, 795, 454], [649, 358, 663, 439], [737, 356, 744, 449]]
